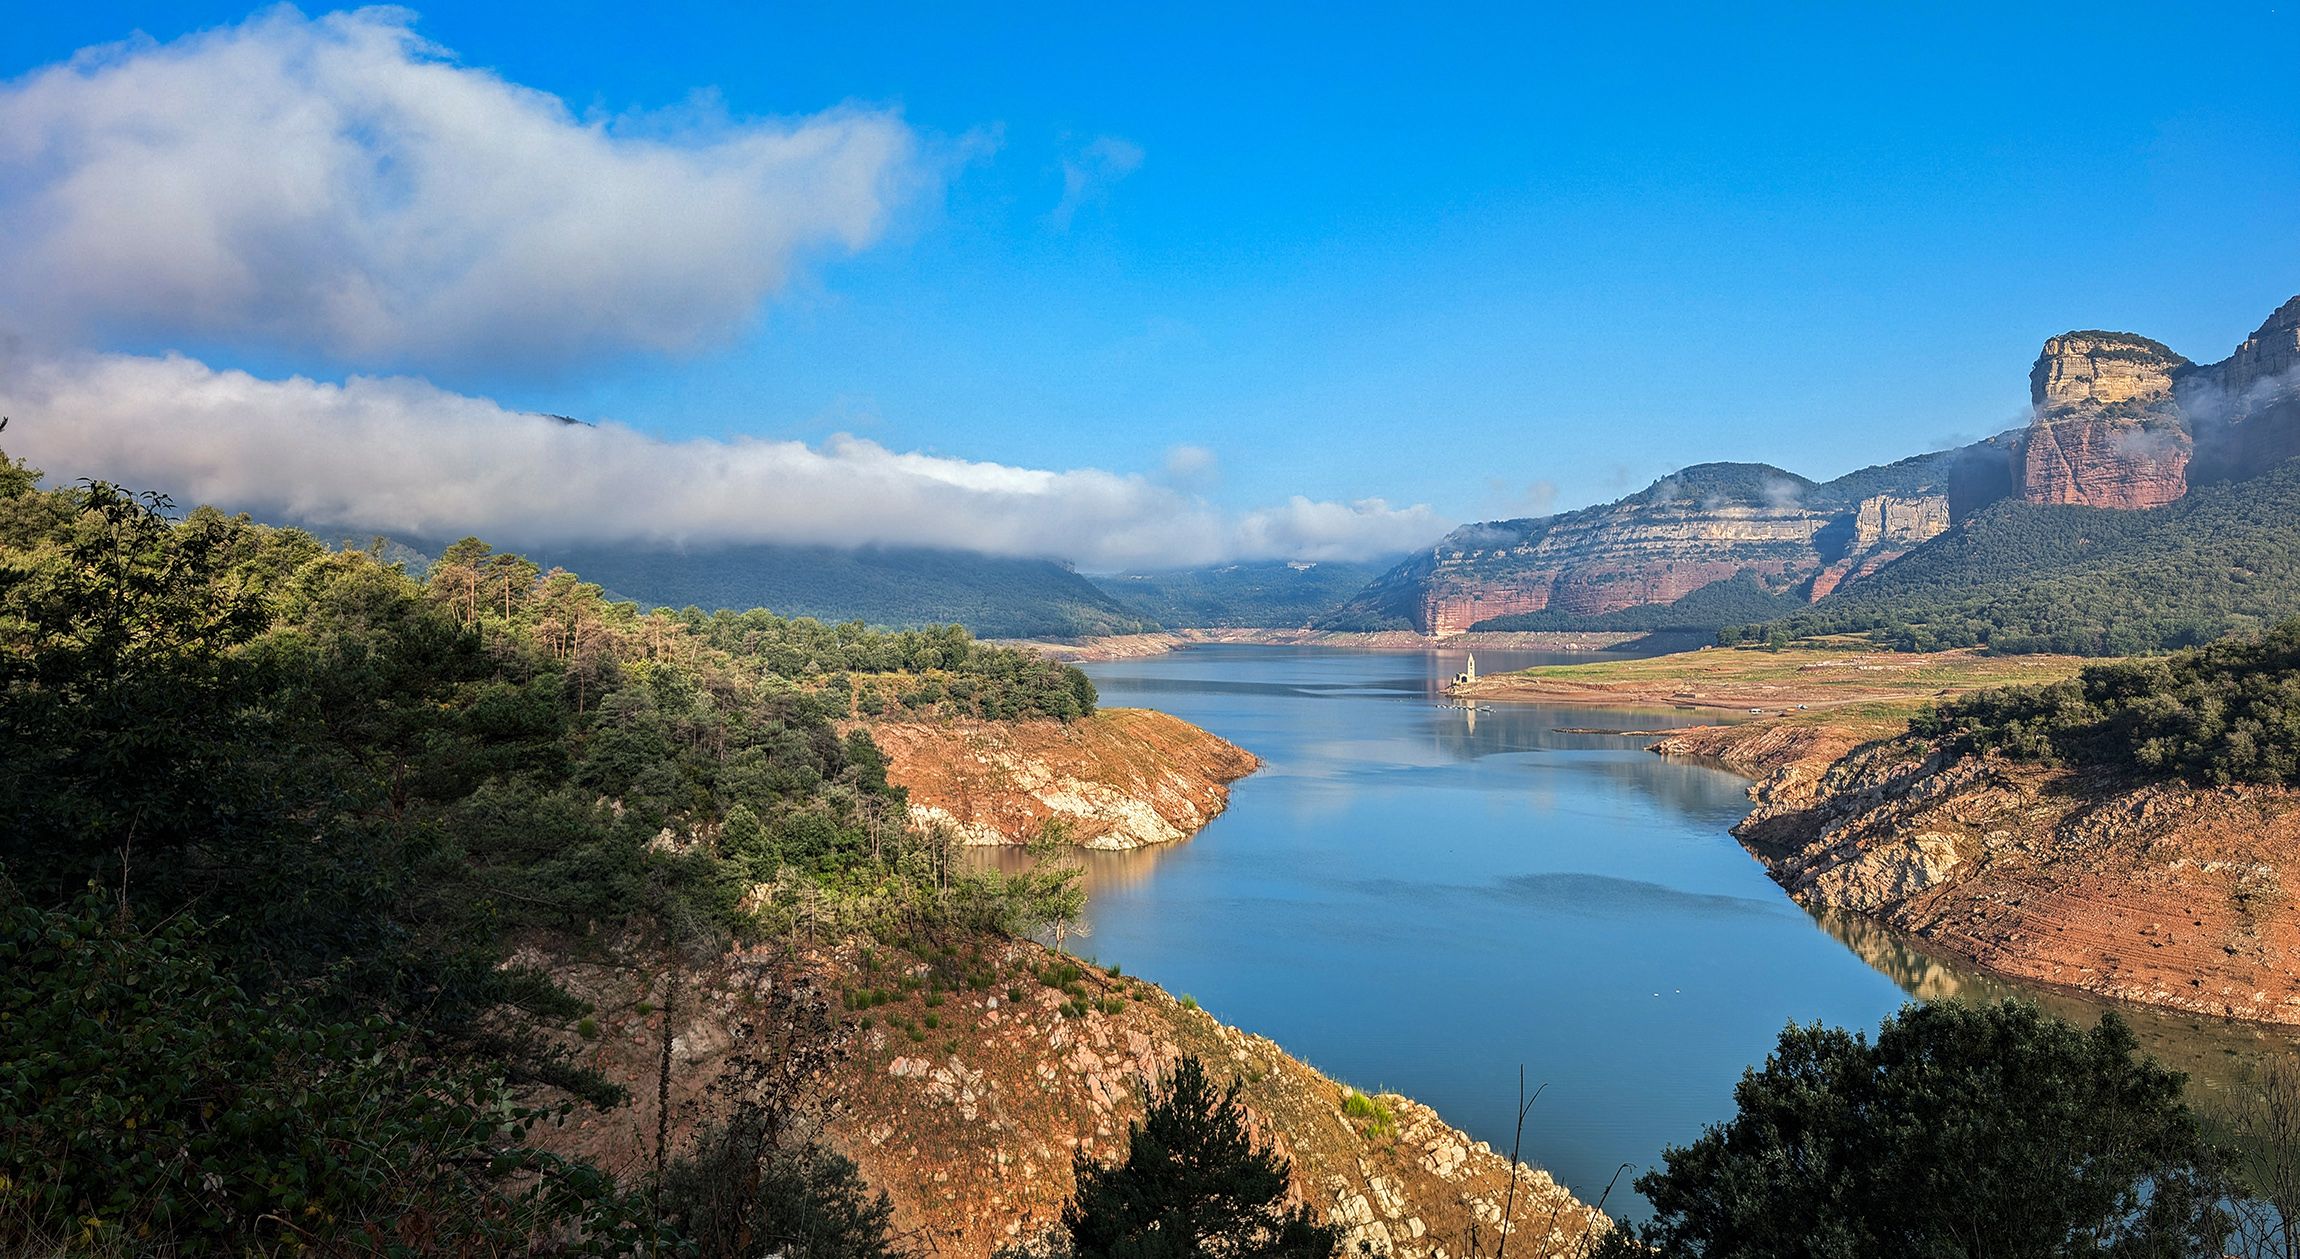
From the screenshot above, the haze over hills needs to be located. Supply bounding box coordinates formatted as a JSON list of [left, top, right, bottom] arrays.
[[305, 532, 1158, 640], [267, 294, 2300, 647], [1087, 559, 1396, 629]]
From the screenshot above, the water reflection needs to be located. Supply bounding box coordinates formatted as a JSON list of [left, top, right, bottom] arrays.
[[1816, 907, 2300, 1122], [966, 643, 2300, 1220]]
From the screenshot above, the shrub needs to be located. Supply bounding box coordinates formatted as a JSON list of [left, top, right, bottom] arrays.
[[1915, 618, 2300, 785], [0, 887, 639, 1254], [1063, 1056, 1339, 1258], [1591, 1000, 2232, 1258]]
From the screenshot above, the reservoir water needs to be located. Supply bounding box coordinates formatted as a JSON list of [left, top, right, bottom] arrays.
[[980, 644, 2300, 1218]]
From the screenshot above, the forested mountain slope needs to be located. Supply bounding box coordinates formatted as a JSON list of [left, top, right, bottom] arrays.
[[1089, 558, 1393, 628], [1748, 457, 2300, 653]]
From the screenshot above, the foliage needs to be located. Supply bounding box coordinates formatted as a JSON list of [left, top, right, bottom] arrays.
[[522, 541, 1156, 640], [1592, 1000, 2232, 1259], [1748, 458, 2300, 654], [1475, 573, 1807, 633], [1339, 1090, 1394, 1139], [1912, 618, 2300, 785], [1063, 1056, 1340, 1259], [0, 452, 1092, 1253], [661, 1123, 903, 1259], [680, 608, 1096, 722], [0, 884, 650, 1256], [1090, 560, 1394, 629]]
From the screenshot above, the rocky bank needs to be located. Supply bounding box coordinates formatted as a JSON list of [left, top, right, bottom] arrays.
[[535, 937, 1606, 1259], [1655, 722, 2300, 1026], [867, 709, 1258, 849]]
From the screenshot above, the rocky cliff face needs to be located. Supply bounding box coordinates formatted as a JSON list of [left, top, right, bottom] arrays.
[[2182, 295, 2300, 485], [1332, 452, 1986, 636], [1330, 294, 2300, 638], [1662, 724, 2300, 1026], [1806, 493, 1952, 599], [2018, 333, 2192, 509], [536, 936, 1605, 1258], [2015, 297, 2300, 504], [867, 709, 1258, 849]]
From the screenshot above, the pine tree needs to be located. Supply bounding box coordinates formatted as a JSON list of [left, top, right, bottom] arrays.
[[1065, 1056, 1341, 1259]]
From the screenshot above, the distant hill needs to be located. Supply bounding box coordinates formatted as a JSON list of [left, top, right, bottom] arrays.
[[510, 544, 1157, 640], [1089, 559, 1394, 628], [1331, 292, 2300, 646], [303, 533, 1157, 640], [1324, 437, 2017, 634]]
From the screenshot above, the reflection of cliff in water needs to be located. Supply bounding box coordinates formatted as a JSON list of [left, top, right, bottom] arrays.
[[1815, 907, 2300, 1124], [958, 840, 1170, 903]]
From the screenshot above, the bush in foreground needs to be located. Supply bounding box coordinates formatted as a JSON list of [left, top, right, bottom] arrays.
[[1592, 1000, 2231, 1258]]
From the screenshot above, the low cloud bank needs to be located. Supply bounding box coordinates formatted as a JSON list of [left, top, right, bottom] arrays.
[[1, 350, 1444, 570], [0, 7, 924, 373]]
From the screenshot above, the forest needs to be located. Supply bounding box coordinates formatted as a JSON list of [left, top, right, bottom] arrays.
[[1912, 616, 2300, 786], [0, 453, 1090, 1253], [1747, 460, 2300, 654]]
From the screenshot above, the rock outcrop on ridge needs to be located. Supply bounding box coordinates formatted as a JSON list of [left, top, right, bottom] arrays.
[[1332, 293, 2300, 637]]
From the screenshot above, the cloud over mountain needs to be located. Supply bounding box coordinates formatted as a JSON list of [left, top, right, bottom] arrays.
[[1, 349, 1442, 569], [0, 7, 923, 373]]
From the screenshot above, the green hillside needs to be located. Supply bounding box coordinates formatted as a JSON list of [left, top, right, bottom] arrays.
[[1090, 559, 1393, 627], [324, 537, 1159, 640], [1749, 458, 2300, 654], [0, 454, 1089, 1252]]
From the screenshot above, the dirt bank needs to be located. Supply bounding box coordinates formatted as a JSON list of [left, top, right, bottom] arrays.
[[868, 709, 1258, 849], [535, 936, 1605, 1259], [1653, 720, 2300, 1027], [1455, 642, 2088, 716]]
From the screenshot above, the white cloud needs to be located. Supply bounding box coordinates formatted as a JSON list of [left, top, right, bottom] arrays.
[[1161, 443, 1219, 487], [0, 6, 925, 373], [1049, 134, 1143, 229], [1, 349, 1444, 569]]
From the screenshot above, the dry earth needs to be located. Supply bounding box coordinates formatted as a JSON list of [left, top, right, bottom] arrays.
[[867, 709, 1259, 850], [1654, 722, 2300, 1026], [532, 937, 1605, 1259]]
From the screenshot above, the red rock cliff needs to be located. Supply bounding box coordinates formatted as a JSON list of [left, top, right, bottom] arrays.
[[2019, 332, 2192, 508]]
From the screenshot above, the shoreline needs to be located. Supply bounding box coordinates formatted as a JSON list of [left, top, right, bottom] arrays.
[[998, 627, 1661, 663], [1649, 717, 2300, 1030], [1452, 643, 2299, 1031]]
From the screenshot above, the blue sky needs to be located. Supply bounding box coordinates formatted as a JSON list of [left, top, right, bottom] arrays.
[[5, 3, 2298, 563]]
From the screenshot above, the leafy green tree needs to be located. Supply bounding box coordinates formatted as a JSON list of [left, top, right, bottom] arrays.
[[1913, 617, 2300, 785], [1064, 1056, 1340, 1259], [0, 882, 649, 1255], [661, 1121, 905, 1259], [1593, 1000, 2232, 1259]]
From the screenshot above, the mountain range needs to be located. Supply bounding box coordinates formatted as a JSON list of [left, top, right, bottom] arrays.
[[302, 295, 2300, 649], [1319, 293, 2300, 650]]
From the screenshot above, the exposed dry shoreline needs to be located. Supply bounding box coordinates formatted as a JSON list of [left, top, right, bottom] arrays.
[[999, 627, 1653, 662], [536, 936, 1604, 1259], [1652, 720, 2300, 1028], [866, 708, 1259, 849], [1458, 643, 2300, 1028]]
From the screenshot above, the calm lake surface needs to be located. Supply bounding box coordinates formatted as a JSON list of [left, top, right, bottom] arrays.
[[976, 644, 2299, 1217]]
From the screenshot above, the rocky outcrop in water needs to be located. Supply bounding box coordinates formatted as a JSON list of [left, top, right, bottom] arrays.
[[867, 709, 1257, 849]]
